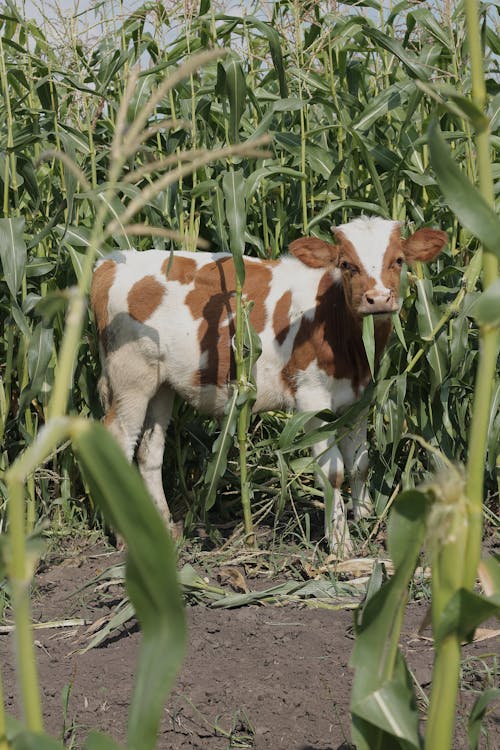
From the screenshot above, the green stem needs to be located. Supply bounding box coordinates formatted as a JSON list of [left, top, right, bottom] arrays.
[[463, 0, 499, 590], [234, 279, 254, 546], [464, 326, 498, 585], [238, 401, 254, 545], [0, 34, 17, 216], [424, 636, 461, 750], [5, 417, 73, 727], [7, 479, 43, 731], [48, 292, 87, 419]]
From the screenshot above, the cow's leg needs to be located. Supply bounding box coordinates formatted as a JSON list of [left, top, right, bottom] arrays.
[[99, 346, 173, 523], [295, 387, 352, 556], [136, 384, 175, 528], [340, 415, 373, 521], [104, 390, 151, 463], [309, 423, 352, 555]]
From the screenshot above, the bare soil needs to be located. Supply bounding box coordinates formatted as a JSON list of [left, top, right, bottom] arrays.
[[1, 539, 499, 750]]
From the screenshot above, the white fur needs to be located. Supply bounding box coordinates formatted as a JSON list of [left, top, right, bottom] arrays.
[[337, 216, 399, 291]]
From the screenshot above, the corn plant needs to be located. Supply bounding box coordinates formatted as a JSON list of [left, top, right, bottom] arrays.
[[350, 1, 500, 747], [0, 40, 271, 749]]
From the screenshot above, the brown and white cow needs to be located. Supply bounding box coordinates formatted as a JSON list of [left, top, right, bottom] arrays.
[[91, 216, 447, 554]]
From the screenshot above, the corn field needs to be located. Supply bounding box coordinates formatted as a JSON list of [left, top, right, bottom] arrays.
[[0, 1, 499, 748], [0, 0, 497, 536]]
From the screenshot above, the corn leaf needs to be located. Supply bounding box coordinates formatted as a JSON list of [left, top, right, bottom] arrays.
[[468, 689, 500, 750], [0, 217, 27, 297], [203, 385, 239, 510], [428, 120, 500, 259], [11, 732, 64, 749], [362, 315, 375, 380], [434, 589, 500, 646], [222, 168, 246, 283], [350, 490, 430, 749], [71, 420, 186, 750]]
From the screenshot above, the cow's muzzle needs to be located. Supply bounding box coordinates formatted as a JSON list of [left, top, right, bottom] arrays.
[[358, 289, 399, 316]]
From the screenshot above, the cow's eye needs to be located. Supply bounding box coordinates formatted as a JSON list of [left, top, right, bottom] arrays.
[[340, 260, 357, 273], [395, 257, 404, 267]]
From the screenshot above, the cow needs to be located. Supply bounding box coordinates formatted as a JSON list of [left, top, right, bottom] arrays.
[[90, 216, 447, 554]]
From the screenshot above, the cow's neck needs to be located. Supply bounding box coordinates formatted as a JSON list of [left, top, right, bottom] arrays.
[[316, 273, 393, 392]]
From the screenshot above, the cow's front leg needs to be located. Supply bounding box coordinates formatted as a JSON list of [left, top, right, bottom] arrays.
[[339, 415, 373, 521], [310, 427, 352, 556]]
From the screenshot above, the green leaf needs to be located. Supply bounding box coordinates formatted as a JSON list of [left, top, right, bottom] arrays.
[[468, 688, 500, 750], [12, 732, 64, 749], [469, 279, 500, 326], [416, 80, 489, 130], [352, 674, 420, 746], [350, 489, 429, 746], [415, 278, 448, 397], [435, 588, 500, 645], [0, 216, 27, 297], [364, 27, 432, 80], [25, 258, 55, 277], [222, 169, 247, 283], [353, 81, 416, 132], [216, 14, 288, 97], [387, 489, 430, 569], [242, 299, 262, 373], [35, 290, 69, 324], [224, 57, 247, 143], [27, 323, 54, 392], [80, 600, 135, 653], [71, 420, 186, 750], [245, 166, 306, 200], [55, 223, 92, 247], [362, 315, 375, 379], [410, 7, 452, 49], [203, 386, 239, 510], [428, 120, 500, 259]]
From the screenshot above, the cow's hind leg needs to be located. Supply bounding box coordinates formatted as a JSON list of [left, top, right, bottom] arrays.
[[100, 343, 177, 533], [136, 384, 175, 528]]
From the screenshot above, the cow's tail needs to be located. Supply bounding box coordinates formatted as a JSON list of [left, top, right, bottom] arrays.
[[96, 343, 113, 416]]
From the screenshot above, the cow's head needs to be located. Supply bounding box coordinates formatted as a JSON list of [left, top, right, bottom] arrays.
[[289, 217, 448, 318]]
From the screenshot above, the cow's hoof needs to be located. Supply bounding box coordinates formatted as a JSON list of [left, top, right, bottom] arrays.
[[326, 526, 354, 559]]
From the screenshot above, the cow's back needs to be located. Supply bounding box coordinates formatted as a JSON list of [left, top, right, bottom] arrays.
[[91, 249, 322, 415]]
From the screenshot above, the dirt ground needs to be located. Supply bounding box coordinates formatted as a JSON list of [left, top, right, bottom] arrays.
[[1, 539, 499, 750]]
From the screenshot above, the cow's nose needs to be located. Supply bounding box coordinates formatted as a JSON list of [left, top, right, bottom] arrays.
[[359, 288, 398, 315], [365, 289, 393, 305]]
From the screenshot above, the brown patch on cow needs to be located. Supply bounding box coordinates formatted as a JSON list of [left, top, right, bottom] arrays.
[[185, 257, 273, 387], [282, 272, 392, 395], [161, 255, 197, 284], [127, 275, 165, 323], [273, 291, 292, 345], [90, 260, 117, 351]]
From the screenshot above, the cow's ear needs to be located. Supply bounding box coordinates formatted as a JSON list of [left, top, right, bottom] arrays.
[[289, 237, 339, 268], [403, 228, 448, 263]]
